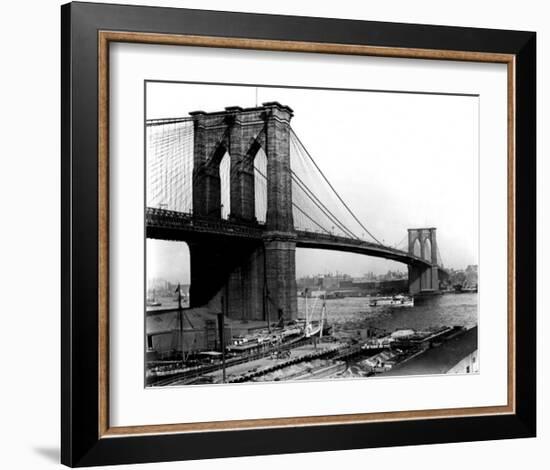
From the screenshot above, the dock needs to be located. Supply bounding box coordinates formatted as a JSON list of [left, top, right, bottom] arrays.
[[381, 326, 478, 376], [172, 342, 347, 385]]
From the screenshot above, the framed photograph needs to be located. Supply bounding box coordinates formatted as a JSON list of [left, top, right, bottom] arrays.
[[61, 2, 536, 467]]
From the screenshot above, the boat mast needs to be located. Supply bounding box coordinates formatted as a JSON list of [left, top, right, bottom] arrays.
[[305, 288, 309, 329], [177, 283, 184, 364], [320, 293, 326, 339]]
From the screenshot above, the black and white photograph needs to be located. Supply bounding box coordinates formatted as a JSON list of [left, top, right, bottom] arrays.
[[145, 81, 479, 387], [0, 0, 542, 467]]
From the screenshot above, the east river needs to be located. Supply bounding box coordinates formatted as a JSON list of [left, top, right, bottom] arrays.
[[297, 293, 478, 377]]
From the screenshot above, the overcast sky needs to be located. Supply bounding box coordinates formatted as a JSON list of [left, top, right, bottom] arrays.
[[146, 81, 478, 283]]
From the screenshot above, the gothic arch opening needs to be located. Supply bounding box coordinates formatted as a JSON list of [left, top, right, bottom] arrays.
[[253, 147, 267, 223], [413, 238, 421, 257], [219, 151, 231, 220], [424, 238, 432, 262]]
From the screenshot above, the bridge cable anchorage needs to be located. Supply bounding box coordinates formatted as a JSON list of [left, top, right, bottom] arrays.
[[289, 129, 383, 245]]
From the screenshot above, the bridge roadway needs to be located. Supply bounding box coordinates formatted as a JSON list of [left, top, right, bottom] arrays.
[[146, 207, 433, 268]]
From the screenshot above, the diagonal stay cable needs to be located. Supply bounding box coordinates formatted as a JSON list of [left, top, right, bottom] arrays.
[[392, 234, 408, 250], [292, 202, 332, 235], [290, 129, 383, 245], [290, 171, 359, 239], [146, 116, 194, 127], [437, 246, 444, 267], [254, 167, 355, 238]]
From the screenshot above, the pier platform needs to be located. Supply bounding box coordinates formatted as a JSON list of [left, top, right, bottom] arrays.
[[382, 326, 478, 376], [171, 341, 345, 385]]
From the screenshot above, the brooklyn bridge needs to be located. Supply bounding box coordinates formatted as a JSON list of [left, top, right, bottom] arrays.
[[146, 102, 448, 321]]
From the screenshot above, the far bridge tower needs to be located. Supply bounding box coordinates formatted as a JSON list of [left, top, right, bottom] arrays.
[[407, 227, 439, 295]]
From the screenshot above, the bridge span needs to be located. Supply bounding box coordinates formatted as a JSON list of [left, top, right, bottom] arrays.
[[146, 102, 446, 321], [146, 207, 431, 268]]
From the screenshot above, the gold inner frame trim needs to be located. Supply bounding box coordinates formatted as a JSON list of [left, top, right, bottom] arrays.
[[97, 30, 516, 438]]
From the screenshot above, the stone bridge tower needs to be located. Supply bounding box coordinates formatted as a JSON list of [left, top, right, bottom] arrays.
[[189, 102, 297, 321], [407, 227, 439, 295]]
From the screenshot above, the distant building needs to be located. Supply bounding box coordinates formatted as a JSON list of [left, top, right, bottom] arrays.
[[297, 270, 406, 295], [296, 273, 351, 291], [147, 279, 190, 297], [447, 265, 478, 290], [464, 265, 478, 287]]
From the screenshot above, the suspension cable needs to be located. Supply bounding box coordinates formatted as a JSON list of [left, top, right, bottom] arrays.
[[254, 166, 356, 238], [290, 129, 383, 245], [437, 246, 444, 267], [392, 234, 408, 250], [290, 171, 359, 239], [292, 203, 332, 235]]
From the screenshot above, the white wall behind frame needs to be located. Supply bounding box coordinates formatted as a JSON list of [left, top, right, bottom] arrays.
[[0, 1, 545, 470]]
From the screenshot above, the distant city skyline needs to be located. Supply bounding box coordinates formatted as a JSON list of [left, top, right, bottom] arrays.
[[147, 239, 476, 286]]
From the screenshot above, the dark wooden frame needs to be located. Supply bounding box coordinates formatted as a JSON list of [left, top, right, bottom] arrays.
[[61, 2, 536, 467]]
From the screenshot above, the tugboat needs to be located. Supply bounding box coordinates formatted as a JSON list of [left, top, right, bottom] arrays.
[[368, 294, 414, 308]]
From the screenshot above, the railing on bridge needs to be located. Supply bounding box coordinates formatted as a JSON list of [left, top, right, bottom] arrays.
[[295, 230, 430, 266], [146, 208, 433, 267], [146, 207, 265, 239]]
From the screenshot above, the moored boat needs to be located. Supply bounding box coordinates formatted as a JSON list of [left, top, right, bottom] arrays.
[[368, 294, 414, 307]]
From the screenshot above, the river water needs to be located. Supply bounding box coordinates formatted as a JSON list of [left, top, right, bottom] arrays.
[[151, 292, 478, 334], [299, 293, 478, 334], [298, 293, 478, 377]]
